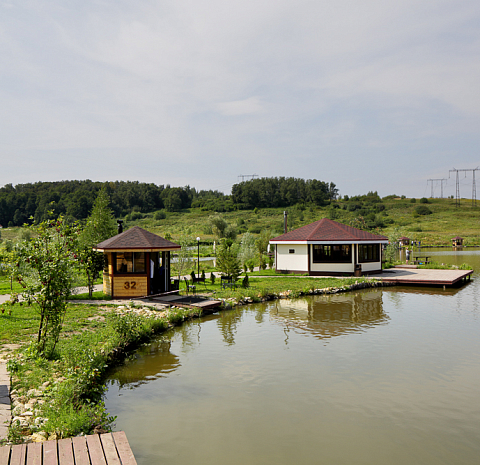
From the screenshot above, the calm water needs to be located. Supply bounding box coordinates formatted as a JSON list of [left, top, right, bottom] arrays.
[[104, 249, 480, 465]]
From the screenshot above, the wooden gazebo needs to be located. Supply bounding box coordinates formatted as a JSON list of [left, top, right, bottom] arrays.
[[452, 236, 464, 247], [95, 226, 181, 299], [398, 236, 410, 247]]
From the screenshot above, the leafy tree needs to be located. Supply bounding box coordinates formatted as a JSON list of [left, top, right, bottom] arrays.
[[13, 215, 79, 357], [209, 214, 228, 239], [255, 230, 271, 268], [216, 239, 241, 280], [78, 188, 117, 298]]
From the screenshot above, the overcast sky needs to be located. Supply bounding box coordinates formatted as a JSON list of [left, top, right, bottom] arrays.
[[1, 0, 480, 199]]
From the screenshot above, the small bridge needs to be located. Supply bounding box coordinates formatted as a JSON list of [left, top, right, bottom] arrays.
[[0, 431, 136, 465]]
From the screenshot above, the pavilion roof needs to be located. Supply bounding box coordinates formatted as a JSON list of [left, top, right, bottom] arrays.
[[95, 226, 181, 251], [270, 218, 388, 243]]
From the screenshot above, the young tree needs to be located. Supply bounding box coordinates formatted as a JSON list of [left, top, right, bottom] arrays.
[[13, 216, 79, 357], [78, 187, 117, 298], [171, 235, 194, 279], [216, 239, 241, 280], [255, 230, 271, 270], [238, 232, 256, 272]]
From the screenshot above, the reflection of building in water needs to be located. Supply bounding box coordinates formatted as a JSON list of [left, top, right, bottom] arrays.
[[270, 290, 389, 340], [107, 340, 180, 389]]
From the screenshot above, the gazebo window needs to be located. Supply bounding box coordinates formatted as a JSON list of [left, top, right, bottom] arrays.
[[115, 252, 146, 273], [358, 244, 380, 262], [312, 245, 351, 263]]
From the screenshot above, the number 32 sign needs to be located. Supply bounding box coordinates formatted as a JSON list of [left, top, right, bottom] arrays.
[[124, 281, 137, 290]]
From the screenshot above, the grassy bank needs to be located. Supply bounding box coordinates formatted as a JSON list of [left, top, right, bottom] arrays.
[[1, 302, 202, 445]]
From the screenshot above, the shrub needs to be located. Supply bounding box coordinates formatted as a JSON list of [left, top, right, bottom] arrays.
[[410, 198, 416, 203], [154, 211, 166, 220], [419, 197, 429, 204], [415, 205, 432, 216]]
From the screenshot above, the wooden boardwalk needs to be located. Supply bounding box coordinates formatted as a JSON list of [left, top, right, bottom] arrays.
[[379, 267, 473, 286], [0, 431, 136, 465], [150, 294, 222, 311]]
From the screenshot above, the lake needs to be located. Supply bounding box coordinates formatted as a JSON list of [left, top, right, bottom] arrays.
[[104, 248, 480, 465]]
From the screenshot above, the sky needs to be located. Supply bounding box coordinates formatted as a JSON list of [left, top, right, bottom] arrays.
[[1, 0, 480, 199]]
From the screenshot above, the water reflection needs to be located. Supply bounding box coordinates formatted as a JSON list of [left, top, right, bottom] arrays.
[[104, 248, 480, 465], [107, 339, 180, 389], [269, 289, 389, 341]]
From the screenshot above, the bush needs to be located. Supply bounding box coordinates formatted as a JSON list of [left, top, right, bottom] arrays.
[[415, 205, 432, 216], [410, 198, 416, 203], [419, 197, 429, 204], [154, 211, 166, 220]]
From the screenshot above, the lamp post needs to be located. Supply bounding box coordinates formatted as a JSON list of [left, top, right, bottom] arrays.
[[196, 237, 200, 277]]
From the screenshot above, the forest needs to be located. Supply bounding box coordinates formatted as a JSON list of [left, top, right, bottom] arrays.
[[0, 177, 338, 226]]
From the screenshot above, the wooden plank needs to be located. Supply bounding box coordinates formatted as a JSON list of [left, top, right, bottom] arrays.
[[9, 444, 26, 465], [43, 440, 58, 465], [112, 432, 137, 465], [99, 434, 121, 465], [0, 445, 11, 465], [57, 439, 74, 465], [26, 442, 42, 465], [113, 277, 147, 298], [71, 436, 90, 465], [86, 435, 106, 465]]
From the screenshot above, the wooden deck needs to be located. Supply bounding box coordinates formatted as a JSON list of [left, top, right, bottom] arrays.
[[379, 267, 473, 286], [150, 294, 222, 311], [0, 431, 136, 465]]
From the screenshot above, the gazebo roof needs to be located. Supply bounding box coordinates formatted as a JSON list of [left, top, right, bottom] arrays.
[[270, 218, 388, 243], [398, 236, 410, 241], [452, 236, 463, 240], [95, 226, 181, 252]]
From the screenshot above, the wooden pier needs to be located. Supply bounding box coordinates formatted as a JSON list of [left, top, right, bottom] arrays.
[[0, 431, 136, 465], [379, 267, 473, 286], [149, 294, 222, 311]]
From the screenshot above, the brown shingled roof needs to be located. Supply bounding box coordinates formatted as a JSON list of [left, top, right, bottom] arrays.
[[95, 226, 181, 251], [271, 218, 388, 242]]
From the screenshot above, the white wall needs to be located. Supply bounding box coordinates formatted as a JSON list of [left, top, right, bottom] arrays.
[[359, 261, 382, 272], [310, 262, 355, 273], [276, 244, 308, 271]]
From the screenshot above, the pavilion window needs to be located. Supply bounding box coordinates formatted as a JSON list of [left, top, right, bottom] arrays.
[[358, 244, 380, 262], [115, 252, 146, 273], [312, 244, 351, 263]]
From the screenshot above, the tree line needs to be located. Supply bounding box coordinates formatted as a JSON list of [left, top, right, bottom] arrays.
[[0, 176, 337, 226]]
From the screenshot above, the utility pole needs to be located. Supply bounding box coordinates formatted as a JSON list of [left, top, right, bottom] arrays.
[[427, 179, 447, 198], [449, 167, 480, 207]]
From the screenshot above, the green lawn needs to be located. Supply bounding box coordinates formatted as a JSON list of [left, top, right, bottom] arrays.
[[0, 303, 106, 348], [0, 275, 22, 295]]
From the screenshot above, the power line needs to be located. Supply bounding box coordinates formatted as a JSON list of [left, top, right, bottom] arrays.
[[426, 179, 447, 198], [449, 167, 480, 207], [238, 174, 258, 182]]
